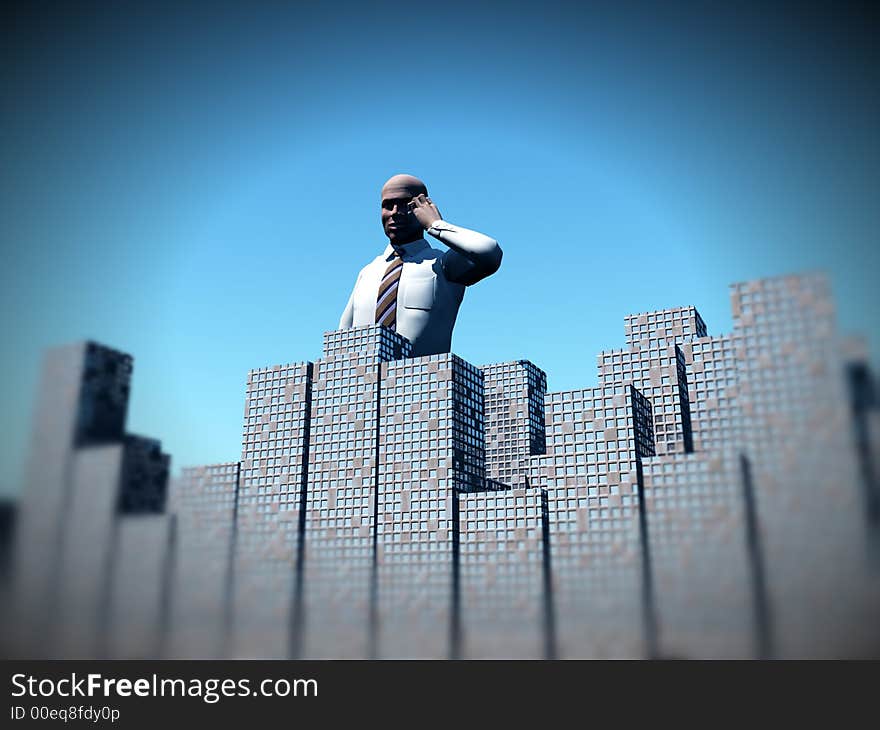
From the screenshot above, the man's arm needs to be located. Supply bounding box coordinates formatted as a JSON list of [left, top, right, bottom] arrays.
[[339, 271, 362, 329], [429, 220, 503, 286], [409, 194, 503, 286], [339, 289, 355, 329]]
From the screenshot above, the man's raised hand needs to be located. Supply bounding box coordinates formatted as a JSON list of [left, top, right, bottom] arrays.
[[408, 193, 442, 230]]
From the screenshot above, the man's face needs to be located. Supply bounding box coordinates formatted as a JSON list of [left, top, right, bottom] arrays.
[[381, 182, 426, 245]]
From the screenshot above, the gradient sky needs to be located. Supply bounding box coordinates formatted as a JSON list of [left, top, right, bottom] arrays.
[[1, 1, 878, 496]]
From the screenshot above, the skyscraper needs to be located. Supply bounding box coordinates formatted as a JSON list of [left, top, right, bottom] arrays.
[[482, 360, 547, 488], [10, 342, 172, 659], [166, 462, 239, 658], [234, 361, 312, 657], [8, 273, 880, 659], [526, 385, 655, 657]]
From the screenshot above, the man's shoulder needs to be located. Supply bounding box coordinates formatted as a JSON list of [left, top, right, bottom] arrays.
[[409, 245, 454, 283], [418, 244, 444, 261]]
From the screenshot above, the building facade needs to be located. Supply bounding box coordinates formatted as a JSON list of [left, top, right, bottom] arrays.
[[6, 273, 880, 659]]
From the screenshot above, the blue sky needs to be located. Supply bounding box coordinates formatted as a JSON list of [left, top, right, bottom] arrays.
[[1, 1, 878, 496]]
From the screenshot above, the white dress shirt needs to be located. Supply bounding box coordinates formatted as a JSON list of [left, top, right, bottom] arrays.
[[338, 220, 502, 356]]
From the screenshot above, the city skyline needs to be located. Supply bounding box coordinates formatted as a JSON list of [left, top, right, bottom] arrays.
[[0, 267, 872, 499], [5, 269, 878, 659], [2, 3, 879, 499]]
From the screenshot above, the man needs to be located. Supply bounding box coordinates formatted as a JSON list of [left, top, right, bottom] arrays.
[[339, 174, 502, 356]]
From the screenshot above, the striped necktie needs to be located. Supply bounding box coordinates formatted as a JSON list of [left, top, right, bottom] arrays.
[[375, 253, 404, 331]]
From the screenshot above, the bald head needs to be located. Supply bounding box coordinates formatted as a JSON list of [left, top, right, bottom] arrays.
[[381, 174, 428, 199], [380, 174, 429, 245]]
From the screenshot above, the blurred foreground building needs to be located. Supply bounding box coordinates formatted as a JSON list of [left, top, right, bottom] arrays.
[[4, 272, 880, 659], [7, 343, 171, 658]]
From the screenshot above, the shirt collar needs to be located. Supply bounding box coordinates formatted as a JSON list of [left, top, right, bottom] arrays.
[[383, 238, 429, 261]]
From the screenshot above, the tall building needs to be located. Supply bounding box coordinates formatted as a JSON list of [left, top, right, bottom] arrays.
[[482, 360, 547, 488], [729, 274, 876, 657], [56, 435, 171, 659], [526, 385, 655, 657], [12, 343, 131, 655], [7, 272, 880, 659], [107, 512, 174, 659], [377, 352, 485, 657], [298, 326, 411, 658], [166, 462, 239, 658], [606, 305, 705, 456], [8, 342, 172, 659], [233, 361, 312, 657], [636, 332, 754, 659], [459, 487, 548, 658]]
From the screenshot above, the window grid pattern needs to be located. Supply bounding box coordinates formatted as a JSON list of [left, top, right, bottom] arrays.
[[645, 335, 745, 548], [601, 306, 706, 455], [75, 342, 133, 446], [460, 487, 544, 658], [482, 361, 547, 488], [641, 335, 750, 657], [603, 308, 751, 657], [596, 353, 687, 457], [730, 274, 865, 655], [118, 435, 170, 514], [234, 361, 312, 657], [157, 274, 875, 659], [303, 324, 411, 658], [376, 354, 484, 658], [527, 385, 653, 657], [624, 305, 707, 347]]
